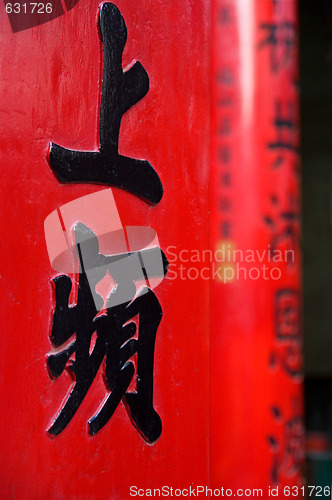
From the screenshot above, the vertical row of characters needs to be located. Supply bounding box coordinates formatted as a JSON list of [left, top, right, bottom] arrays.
[[259, 0, 304, 486], [210, 0, 304, 491], [44, 3, 168, 444]]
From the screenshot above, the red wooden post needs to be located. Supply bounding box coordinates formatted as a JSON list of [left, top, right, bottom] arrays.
[[0, 1, 211, 497], [210, 0, 305, 493], [0, 0, 304, 497]]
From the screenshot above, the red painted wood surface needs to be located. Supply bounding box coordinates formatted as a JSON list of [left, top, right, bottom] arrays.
[[210, 0, 304, 493], [0, 0, 303, 497], [0, 1, 210, 497]]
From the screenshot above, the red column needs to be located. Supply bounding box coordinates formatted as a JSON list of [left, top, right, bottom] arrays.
[[0, 0, 211, 497], [1, 0, 304, 496], [210, 0, 304, 493]]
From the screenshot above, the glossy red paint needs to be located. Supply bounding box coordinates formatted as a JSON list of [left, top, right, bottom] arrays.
[[1, 1, 210, 497], [210, 0, 304, 492], [0, 0, 303, 497]]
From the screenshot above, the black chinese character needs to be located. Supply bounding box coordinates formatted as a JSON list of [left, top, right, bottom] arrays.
[[268, 102, 299, 167], [269, 289, 302, 380], [48, 3, 163, 205], [267, 403, 304, 484], [259, 21, 297, 73], [264, 193, 300, 258], [47, 223, 168, 443], [218, 6, 232, 25]]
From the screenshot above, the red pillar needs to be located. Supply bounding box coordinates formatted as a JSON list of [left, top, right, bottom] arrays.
[[210, 0, 304, 492], [1, 0, 304, 496], [0, 0, 211, 497]]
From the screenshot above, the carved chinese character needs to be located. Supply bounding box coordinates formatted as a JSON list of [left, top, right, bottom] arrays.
[[48, 3, 162, 205]]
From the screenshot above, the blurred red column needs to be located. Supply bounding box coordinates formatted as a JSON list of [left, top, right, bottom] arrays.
[[210, 0, 304, 493]]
